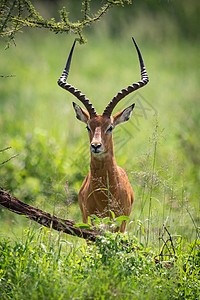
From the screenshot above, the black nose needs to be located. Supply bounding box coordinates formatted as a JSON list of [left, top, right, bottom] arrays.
[[91, 143, 102, 153]]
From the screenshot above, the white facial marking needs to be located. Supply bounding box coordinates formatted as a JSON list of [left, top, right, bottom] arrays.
[[90, 126, 103, 154]]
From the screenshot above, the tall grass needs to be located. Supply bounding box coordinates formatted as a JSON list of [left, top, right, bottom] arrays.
[[0, 226, 199, 299]]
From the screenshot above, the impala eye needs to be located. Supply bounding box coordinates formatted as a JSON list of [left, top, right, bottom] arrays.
[[86, 125, 91, 132], [106, 125, 113, 133]]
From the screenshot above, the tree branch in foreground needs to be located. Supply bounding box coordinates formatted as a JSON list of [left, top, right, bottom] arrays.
[[0, 189, 175, 266], [0, 189, 99, 242]]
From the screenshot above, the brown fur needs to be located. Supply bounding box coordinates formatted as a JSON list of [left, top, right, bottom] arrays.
[[75, 112, 134, 233]]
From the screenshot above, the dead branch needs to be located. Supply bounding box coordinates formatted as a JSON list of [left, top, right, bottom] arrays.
[[154, 224, 177, 266], [0, 189, 99, 242]]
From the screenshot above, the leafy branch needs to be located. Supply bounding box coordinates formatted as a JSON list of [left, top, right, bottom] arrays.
[[0, 0, 132, 44]]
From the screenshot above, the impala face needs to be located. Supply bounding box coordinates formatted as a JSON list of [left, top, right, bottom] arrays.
[[72, 102, 135, 158], [87, 116, 112, 156]]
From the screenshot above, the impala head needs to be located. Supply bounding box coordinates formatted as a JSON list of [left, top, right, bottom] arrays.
[[72, 101, 135, 158], [58, 38, 149, 158]]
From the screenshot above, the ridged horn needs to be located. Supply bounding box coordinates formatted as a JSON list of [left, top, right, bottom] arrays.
[[102, 37, 149, 117], [58, 40, 97, 118]]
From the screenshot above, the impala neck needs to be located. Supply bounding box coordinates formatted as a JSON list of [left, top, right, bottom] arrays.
[[90, 140, 117, 177]]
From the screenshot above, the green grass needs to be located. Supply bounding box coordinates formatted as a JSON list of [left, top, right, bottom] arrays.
[[0, 227, 199, 299], [0, 15, 200, 299]]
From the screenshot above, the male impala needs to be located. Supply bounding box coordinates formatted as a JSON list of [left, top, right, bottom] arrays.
[[58, 38, 149, 232]]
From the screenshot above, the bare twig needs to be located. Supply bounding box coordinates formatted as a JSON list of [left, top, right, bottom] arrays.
[[154, 224, 177, 265], [163, 224, 176, 257], [0, 147, 19, 165], [0, 154, 19, 165], [0, 147, 12, 152]]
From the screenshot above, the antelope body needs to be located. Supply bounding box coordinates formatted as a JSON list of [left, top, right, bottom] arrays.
[[58, 38, 149, 232]]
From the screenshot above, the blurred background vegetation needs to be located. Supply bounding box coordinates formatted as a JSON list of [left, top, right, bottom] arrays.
[[0, 0, 199, 245]]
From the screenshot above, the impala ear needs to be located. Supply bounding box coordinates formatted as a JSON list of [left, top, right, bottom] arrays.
[[72, 102, 90, 124], [112, 104, 135, 127]]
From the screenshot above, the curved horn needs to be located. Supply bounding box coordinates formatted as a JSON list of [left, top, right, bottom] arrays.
[[58, 40, 97, 118], [102, 37, 149, 117]]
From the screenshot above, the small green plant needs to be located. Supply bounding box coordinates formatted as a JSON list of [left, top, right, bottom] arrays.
[[74, 212, 130, 233]]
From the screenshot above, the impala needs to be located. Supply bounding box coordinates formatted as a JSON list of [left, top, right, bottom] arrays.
[[58, 38, 149, 232]]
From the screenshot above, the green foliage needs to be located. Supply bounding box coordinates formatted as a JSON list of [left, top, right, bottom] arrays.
[[0, 0, 132, 44], [1, 131, 68, 202], [0, 228, 199, 299], [74, 213, 131, 232]]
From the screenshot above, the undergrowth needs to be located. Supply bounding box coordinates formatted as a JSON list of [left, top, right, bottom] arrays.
[[0, 227, 199, 299]]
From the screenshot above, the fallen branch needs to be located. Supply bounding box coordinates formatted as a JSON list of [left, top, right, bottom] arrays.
[[0, 189, 99, 242]]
